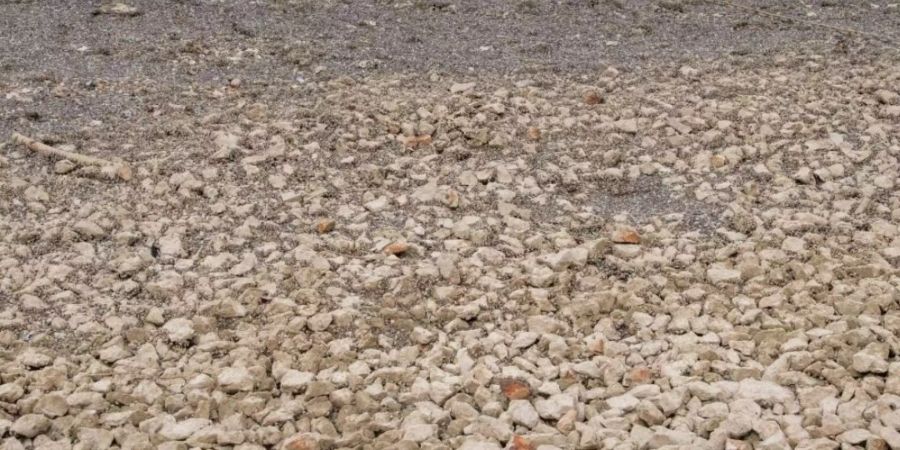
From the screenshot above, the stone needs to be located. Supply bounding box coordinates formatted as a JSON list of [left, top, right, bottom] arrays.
[[707, 267, 741, 283], [637, 401, 665, 425], [838, 429, 871, 444], [97, 2, 140, 16], [646, 427, 695, 449], [875, 89, 899, 105], [383, 242, 409, 256], [450, 82, 476, 93], [535, 393, 576, 420], [500, 378, 532, 400], [307, 312, 333, 331], [612, 118, 638, 134], [611, 228, 640, 244], [55, 159, 76, 174], [11, 414, 50, 438], [34, 393, 68, 417], [508, 400, 540, 428], [159, 418, 212, 440], [18, 349, 52, 368], [162, 318, 195, 343], [73, 220, 105, 238], [606, 393, 639, 412], [316, 219, 335, 234], [218, 367, 255, 392], [0, 384, 25, 402], [737, 379, 794, 404], [281, 432, 330, 450], [402, 423, 436, 442], [458, 439, 503, 450], [584, 91, 603, 105], [852, 348, 888, 374], [157, 234, 184, 258]]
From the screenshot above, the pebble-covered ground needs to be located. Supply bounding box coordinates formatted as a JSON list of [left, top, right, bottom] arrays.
[[2, 1, 900, 450]]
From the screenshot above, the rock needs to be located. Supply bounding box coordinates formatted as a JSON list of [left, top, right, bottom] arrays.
[[584, 92, 604, 105], [229, 253, 257, 275], [543, 247, 589, 271], [18, 349, 52, 368], [159, 418, 211, 440], [511, 332, 539, 349], [878, 427, 900, 449], [34, 393, 68, 417], [606, 393, 640, 412], [307, 312, 333, 331], [0, 384, 24, 402], [637, 401, 666, 425], [402, 423, 436, 442], [457, 439, 503, 450], [11, 414, 50, 438], [611, 228, 641, 244], [218, 367, 255, 392], [402, 135, 432, 148], [852, 346, 888, 374], [658, 390, 685, 415], [54, 159, 76, 174], [646, 427, 695, 449], [508, 400, 540, 428], [612, 118, 638, 134], [450, 82, 476, 93], [157, 234, 184, 258], [96, 2, 140, 16], [866, 438, 890, 450], [509, 435, 536, 450], [162, 318, 195, 343], [383, 242, 409, 256], [500, 378, 532, 400], [280, 370, 314, 393], [707, 267, 741, 283], [737, 379, 794, 404], [874, 89, 898, 105], [144, 308, 166, 326], [146, 271, 184, 298], [73, 220, 105, 238], [282, 432, 331, 450], [410, 326, 435, 344], [726, 439, 753, 450], [535, 393, 576, 420], [838, 429, 871, 444], [316, 219, 335, 234], [571, 360, 601, 377]]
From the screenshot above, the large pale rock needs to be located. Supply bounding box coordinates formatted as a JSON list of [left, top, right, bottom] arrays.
[[162, 318, 194, 343], [159, 418, 212, 440], [737, 379, 794, 404], [11, 414, 50, 438], [218, 367, 255, 393], [508, 399, 540, 428], [535, 393, 577, 420]]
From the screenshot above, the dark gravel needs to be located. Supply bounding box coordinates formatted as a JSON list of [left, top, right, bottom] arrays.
[[1, 0, 898, 144], [2, 0, 898, 82]]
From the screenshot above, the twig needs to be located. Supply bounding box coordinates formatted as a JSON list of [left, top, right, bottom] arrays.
[[11, 132, 132, 181]]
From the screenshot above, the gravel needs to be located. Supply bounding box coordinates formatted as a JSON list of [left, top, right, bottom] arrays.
[[2, 1, 900, 450]]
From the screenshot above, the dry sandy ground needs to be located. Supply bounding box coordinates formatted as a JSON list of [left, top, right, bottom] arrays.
[[1, 1, 900, 450]]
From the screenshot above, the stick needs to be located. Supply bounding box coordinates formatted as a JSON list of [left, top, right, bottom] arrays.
[[11, 132, 132, 181]]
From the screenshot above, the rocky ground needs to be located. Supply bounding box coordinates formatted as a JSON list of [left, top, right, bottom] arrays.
[[2, 1, 900, 450]]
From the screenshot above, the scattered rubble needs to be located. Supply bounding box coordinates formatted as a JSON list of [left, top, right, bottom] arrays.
[[1, 51, 899, 450]]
